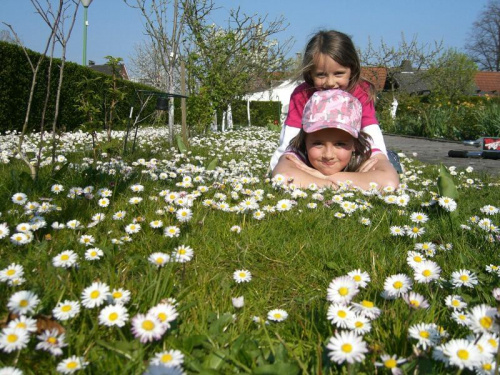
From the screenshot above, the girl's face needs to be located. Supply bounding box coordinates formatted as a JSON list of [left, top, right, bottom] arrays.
[[305, 128, 355, 175], [311, 53, 351, 91]]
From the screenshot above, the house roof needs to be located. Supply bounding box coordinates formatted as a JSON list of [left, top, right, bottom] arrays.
[[361, 67, 387, 91], [88, 63, 129, 80], [474, 72, 500, 94]]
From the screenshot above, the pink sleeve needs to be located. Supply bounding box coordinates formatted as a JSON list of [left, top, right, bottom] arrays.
[[284, 83, 313, 128]]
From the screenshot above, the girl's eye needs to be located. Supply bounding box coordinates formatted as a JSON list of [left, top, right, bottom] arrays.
[[335, 143, 346, 147]]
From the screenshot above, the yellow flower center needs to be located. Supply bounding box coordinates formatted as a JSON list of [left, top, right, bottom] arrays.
[[161, 354, 173, 363], [419, 331, 429, 338], [353, 275, 361, 282], [61, 254, 69, 261], [156, 257, 164, 264], [239, 272, 246, 278], [457, 349, 469, 360], [384, 358, 397, 368], [90, 251, 97, 257], [393, 281, 403, 289], [142, 320, 155, 331], [460, 275, 469, 281], [483, 363, 492, 370], [158, 313, 167, 322], [355, 321, 363, 328], [410, 300, 420, 307], [113, 291, 122, 299], [90, 290, 100, 299], [7, 334, 18, 343], [66, 362, 78, 369], [452, 300, 460, 307], [361, 300, 373, 308], [19, 300, 28, 307], [338, 287, 349, 296], [414, 256, 422, 262], [61, 305, 72, 312], [16, 322, 26, 329], [6, 269, 15, 276], [480, 316, 493, 329], [179, 249, 186, 255], [338, 310, 347, 318], [341, 343, 352, 353], [48, 337, 58, 344], [412, 227, 419, 233], [109, 313, 118, 321], [422, 270, 431, 277], [488, 338, 498, 348]]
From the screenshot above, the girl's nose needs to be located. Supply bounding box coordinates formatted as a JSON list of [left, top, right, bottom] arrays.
[[325, 76, 338, 89], [323, 145, 336, 159]]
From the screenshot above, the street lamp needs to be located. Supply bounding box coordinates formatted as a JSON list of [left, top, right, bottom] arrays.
[[81, 0, 93, 66]]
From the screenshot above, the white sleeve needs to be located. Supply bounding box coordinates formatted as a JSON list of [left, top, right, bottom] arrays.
[[269, 125, 301, 170], [362, 124, 388, 157]]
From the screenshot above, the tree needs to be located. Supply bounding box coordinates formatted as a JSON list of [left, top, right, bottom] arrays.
[[184, 1, 292, 132], [425, 49, 478, 101], [124, 0, 187, 145], [103, 56, 127, 142], [465, 0, 500, 71]]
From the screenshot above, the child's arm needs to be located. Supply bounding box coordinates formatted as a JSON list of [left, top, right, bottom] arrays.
[[269, 125, 300, 170], [272, 154, 337, 189]]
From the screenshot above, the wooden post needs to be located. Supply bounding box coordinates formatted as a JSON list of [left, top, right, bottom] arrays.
[[181, 61, 188, 145]]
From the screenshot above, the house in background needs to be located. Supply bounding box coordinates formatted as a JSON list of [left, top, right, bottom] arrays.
[[474, 71, 500, 95], [88, 60, 130, 80]]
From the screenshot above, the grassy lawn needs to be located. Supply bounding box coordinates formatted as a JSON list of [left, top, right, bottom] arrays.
[[0, 127, 499, 374]]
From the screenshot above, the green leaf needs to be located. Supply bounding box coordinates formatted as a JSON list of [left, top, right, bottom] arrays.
[[206, 157, 218, 170], [202, 350, 226, 370], [208, 312, 234, 335], [176, 134, 188, 153], [253, 363, 300, 375], [437, 164, 458, 200], [95, 339, 135, 359]]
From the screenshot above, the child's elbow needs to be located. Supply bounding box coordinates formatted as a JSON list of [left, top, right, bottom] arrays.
[[382, 173, 400, 190]]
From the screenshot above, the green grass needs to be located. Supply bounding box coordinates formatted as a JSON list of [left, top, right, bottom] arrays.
[[0, 127, 499, 374]]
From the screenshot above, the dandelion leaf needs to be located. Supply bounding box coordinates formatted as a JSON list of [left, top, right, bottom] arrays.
[[437, 164, 458, 200], [207, 158, 218, 170], [202, 350, 226, 371], [176, 134, 188, 153], [208, 312, 233, 335]]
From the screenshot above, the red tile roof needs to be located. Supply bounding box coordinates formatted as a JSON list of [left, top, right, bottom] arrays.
[[361, 67, 387, 91], [474, 72, 500, 94]]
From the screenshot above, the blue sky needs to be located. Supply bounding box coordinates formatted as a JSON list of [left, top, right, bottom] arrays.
[[1, 0, 490, 72]]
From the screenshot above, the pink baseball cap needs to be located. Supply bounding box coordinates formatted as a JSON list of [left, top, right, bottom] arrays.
[[302, 89, 362, 138]]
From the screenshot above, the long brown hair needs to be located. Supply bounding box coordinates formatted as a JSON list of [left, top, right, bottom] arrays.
[[301, 30, 376, 100], [289, 129, 372, 172]]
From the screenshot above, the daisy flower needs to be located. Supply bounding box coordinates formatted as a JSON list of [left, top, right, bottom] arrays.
[[10, 232, 29, 246], [230, 225, 241, 233], [326, 276, 359, 304], [98, 197, 110, 207], [130, 184, 144, 193], [406, 226, 425, 238], [359, 217, 371, 226], [0, 263, 24, 283], [172, 245, 193, 263], [267, 309, 288, 322], [85, 247, 104, 261], [98, 304, 129, 327], [131, 314, 166, 343], [110, 288, 131, 305], [164, 225, 180, 238], [326, 330, 368, 364], [149, 220, 163, 229], [175, 208, 193, 222], [445, 295, 467, 310], [7, 315, 37, 333], [232, 296, 244, 309], [149, 350, 184, 369], [347, 269, 371, 288], [124, 223, 141, 234], [36, 329, 67, 356], [12, 193, 28, 205], [467, 304, 498, 334], [451, 311, 470, 326], [0, 222, 10, 239], [53, 300, 81, 321], [406, 251, 426, 269], [412, 260, 441, 284], [403, 292, 430, 309], [79, 234, 95, 246], [56, 355, 89, 374], [347, 314, 372, 335], [408, 323, 441, 350], [383, 274, 412, 298], [390, 226, 405, 236], [451, 269, 478, 288], [375, 354, 406, 374], [275, 199, 293, 212], [113, 211, 126, 220], [149, 303, 179, 328], [480, 205, 499, 215], [128, 197, 143, 205], [351, 300, 382, 320], [233, 269, 252, 283], [15, 223, 31, 232], [52, 250, 79, 268], [81, 282, 110, 309], [440, 338, 481, 370], [0, 327, 30, 353], [410, 212, 429, 223], [252, 210, 265, 220], [8, 290, 40, 315], [0, 367, 23, 375], [438, 196, 457, 212], [149, 252, 170, 267], [327, 303, 355, 329], [66, 220, 82, 230]]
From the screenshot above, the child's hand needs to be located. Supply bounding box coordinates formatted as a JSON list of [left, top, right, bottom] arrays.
[[285, 154, 339, 189], [357, 157, 378, 172]]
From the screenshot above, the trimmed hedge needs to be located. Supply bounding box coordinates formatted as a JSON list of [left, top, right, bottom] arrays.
[[0, 41, 158, 133]]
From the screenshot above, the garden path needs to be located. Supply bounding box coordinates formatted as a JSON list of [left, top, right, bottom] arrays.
[[384, 134, 500, 176]]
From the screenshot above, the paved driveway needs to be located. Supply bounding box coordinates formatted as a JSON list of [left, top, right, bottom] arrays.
[[384, 134, 500, 176]]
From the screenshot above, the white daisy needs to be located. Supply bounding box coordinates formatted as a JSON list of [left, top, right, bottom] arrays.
[[36, 329, 67, 356], [267, 309, 288, 322], [327, 303, 355, 329], [175, 208, 193, 222], [113, 211, 126, 220], [131, 313, 166, 343], [408, 323, 441, 350], [164, 225, 181, 238], [326, 330, 368, 364], [438, 196, 457, 212], [85, 247, 104, 261], [351, 300, 382, 320], [467, 304, 498, 334], [0, 222, 10, 239], [56, 355, 89, 374], [347, 269, 371, 288], [383, 274, 412, 298], [412, 260, 441, 284], [149, 252, 170, 267], [12, 193, 28, 205], [98, 304, 129, 327], [403, 292, 430, 309], [0, 263, 24, 283], [326, 276, 359, 304], [347, 314, 372, 334], [52, 250, 79, 268], [410, 212, 429, 223], [150, 349, 184, 367], [389, 226, 405, 236], [109, 288, 132, 305], [440, 338, 481, 370], [124, 223, 141, 234], [8, 290, 40, 315], [375, 354, 406, 373], [172, 245, 193, 263], [0, 327, 30, 353], [148, 303, 178, 327], [53, 300, 81, 321], [233, 269, 252, 283], [445, 295, 467, 310], [451, 269, 478, 288], [81, 282, 110, 309]]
